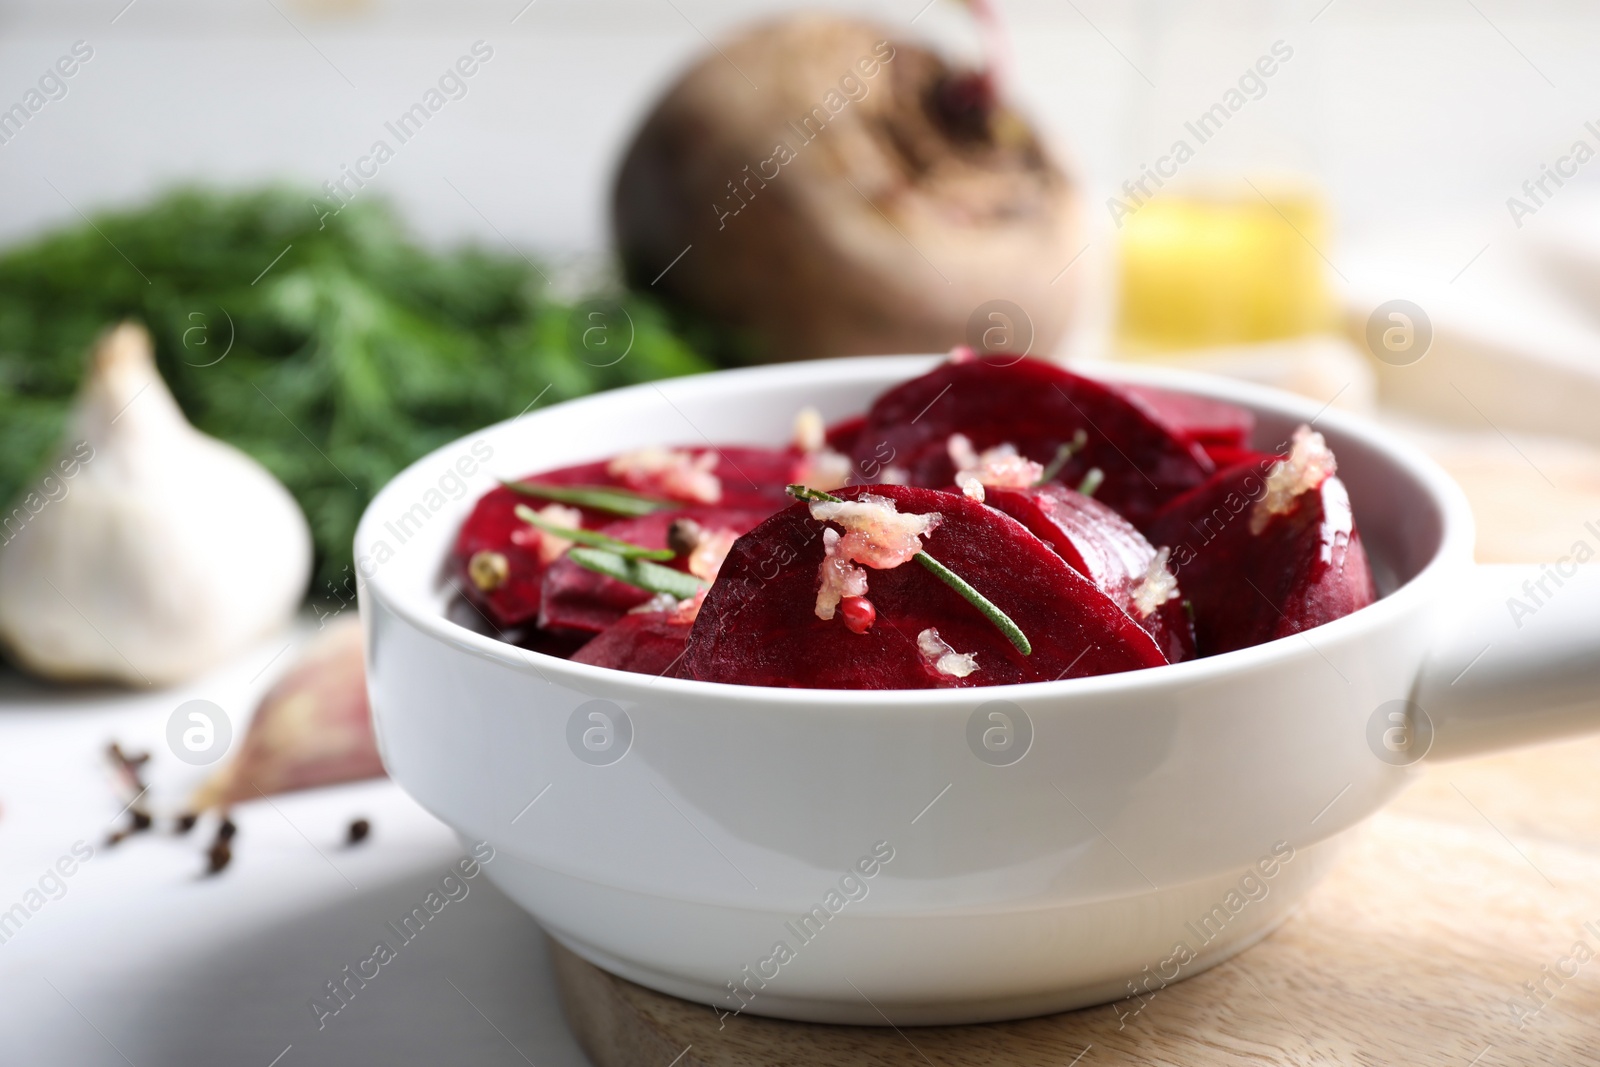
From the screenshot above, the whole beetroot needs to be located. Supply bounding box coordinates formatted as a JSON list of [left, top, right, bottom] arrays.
[[613, 14, 1083, 362]]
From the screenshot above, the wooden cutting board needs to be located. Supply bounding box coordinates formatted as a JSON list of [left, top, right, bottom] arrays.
[[554, 735, 1600, 1066]]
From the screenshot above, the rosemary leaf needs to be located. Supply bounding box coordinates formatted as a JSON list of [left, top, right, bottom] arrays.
[[514, 505, 675, 560], [1076, 467, 1105, 498], [1034, 429, 1088, 486], [786, 484, 843, 504], [566, 547, 706, 600], [503, 480, 674, 517], [916, 552, 1032, 656]]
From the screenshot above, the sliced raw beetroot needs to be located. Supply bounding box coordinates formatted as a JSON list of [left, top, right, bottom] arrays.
[[571, 611, 693, 676], [1146, 452, 1376, 656], [850, 357, 1212, 525], [985, 485, 1195, 663], [1114, 383, 1255, 451], [539, 507, 769, 633], [682, 485, 1167, 689]]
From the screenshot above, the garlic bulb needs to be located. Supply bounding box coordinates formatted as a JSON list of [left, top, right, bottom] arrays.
[[0, 323, 311, 685]]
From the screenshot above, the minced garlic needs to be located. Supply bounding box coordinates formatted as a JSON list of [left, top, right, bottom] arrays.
[[793, 406, 827, 453], [793, 447, 853, 492], [687, 528, 740, 583], [630, 591, 681, 615], [815, 528, 870, 620], [948, 434, 1044, 493], [947, 433, 980, 472], [1130, 547, 1180, 618], [629, 587, 710, 624], [533, 504, 584, 564], [917, 627, 979, 678], [607, 447, 722, 505], [1251, 426, 1336, 535], [810, 494, 941, 622], [807, 494, 941, 570]]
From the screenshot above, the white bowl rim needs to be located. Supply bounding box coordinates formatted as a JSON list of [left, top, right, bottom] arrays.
[[357, 355, 1476, 708]]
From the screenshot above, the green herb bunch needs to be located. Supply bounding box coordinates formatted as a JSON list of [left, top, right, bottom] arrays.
[[0, 187, 711, 592]]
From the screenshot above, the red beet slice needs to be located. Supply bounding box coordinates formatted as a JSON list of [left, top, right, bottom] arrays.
[[539, 508, 769, 633], [1115, 383, 1255, 451], [527, 447, 799, 513], [824, 414, 866, 455], [696, 446, 808, 512], [450, 460, 615, 628], [1198, 445, 1276, 471], [1146, 459, 1376, 656], [571, 611, 693, 677], [682, 485, 1167, 689], [985, 485, 1195, 663], [453, 448, 796, 628], [850, 358, 1213, 525]]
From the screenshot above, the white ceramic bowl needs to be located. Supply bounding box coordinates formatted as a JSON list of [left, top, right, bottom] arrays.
[[357, 356, 1600, 1025]]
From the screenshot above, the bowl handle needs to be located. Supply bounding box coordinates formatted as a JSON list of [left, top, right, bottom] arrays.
[[1416, 563, 1600, 761]]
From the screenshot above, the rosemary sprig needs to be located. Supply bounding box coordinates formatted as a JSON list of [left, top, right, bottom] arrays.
[[566, 547, 706, 600], [502, 480, 674, 517], [514, 505, 675, 560], [1034, 429, 1088, 486], [786, 484, 841, 504], [785, 485, 1032, 655], [913, 553, 1032, 655]]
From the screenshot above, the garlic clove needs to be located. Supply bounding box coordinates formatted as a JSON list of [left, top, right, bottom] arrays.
[[190, 616, 382, 810], [0, 322, 312, 685]]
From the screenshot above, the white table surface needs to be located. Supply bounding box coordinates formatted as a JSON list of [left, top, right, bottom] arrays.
[[0, 620, 592, 1067]]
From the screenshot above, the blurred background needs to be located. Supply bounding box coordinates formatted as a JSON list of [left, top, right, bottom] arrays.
[[5, 1, 1600, 1063], [4, 0, 1598, 258], [7, 0, 1600, 571]]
